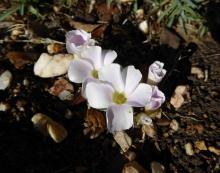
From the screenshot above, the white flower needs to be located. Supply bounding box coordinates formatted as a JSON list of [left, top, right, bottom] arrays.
[[145, 86, 165, 110], [147, 61, 166, 85], [66, 29, 95, 54], [68, 46, 117, 84], [85, 64, 153, 132]]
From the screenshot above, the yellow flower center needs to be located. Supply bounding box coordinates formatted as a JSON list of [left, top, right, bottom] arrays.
[[112, 91, 127, 105], [91, 70, 98, 79]]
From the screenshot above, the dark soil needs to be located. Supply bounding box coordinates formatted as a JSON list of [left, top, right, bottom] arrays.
[[0, 1, 220, 173]]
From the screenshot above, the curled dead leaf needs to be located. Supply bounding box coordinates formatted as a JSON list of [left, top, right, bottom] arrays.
[[84, 107, 106, 139], [142, 124, 156, 139], [170, 85, 189, 109], [47, 43, 65, 54], [6, 51, 39, 69], [144, 108, 162, 119], [194, 141, 207, 151], [208, 146, 220, 156]]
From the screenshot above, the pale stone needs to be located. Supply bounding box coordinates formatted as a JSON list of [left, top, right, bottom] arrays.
[[170, 119, 179, 131], [31, 113, 68, 143], [185, 143, 194, 156], [34, 53, 74, 78], [151, 161, 165, 173], [139, 20, 148, 34], [0, 70, 12, 90], [0, 102, 10, 111]]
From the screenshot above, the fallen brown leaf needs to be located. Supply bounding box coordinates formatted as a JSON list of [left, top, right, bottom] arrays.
[[6, 51, 39, 69], [83, 107, 106, 139]]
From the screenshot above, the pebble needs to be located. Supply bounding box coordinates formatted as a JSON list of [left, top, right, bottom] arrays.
[[34, 53, 74, 78], [185, 143, 194, 156], [170, 119, 179, 131], [0, 70, 12, 90], [0, 102, 10, 111]]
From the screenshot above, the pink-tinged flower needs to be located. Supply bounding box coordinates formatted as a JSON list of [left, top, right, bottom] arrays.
[[68, 46, 117, 84], [85, 64, 153, 132], [66, 29, 95, 54], [145, 86, 165, 110], [147, 61, 166, 85]]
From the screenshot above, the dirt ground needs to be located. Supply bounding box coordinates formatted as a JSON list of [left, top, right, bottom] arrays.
[[0, 1, 220, 173]]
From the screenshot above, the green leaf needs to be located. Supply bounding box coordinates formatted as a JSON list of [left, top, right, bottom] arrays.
[[0, 5, 20, 22]]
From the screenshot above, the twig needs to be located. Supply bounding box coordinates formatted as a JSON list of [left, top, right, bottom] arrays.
[[0, 38, 65, 45]]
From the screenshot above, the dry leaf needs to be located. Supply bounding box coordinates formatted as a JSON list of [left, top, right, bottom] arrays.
[[6, 51, 39, 69], [113, 131, 132, 152], [31, 113, 68, 143], [34, 53, 74, 78], [70, 21, 101, 33], [135, 112, 152, 126], [142, 124, 156, 139], [160, 28, 182, 49], [170, 85, 189, 109], [47, 43, 65, 54], [49, 78, 74, 96], [96, 3, 121, 23], [144, 108, 162, 119], [191, 66, 204, 79], [122, 161, 148, 173], [84, 108, 106, 139], [194, 141, 207, 151], [71, 88, 86, 105], [208, 146, 220, 156], [47, 121, 68, 143]]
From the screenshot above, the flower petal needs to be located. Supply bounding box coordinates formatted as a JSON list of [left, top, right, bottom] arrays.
[[99, 64, 124, 91], [106, 104, 133, 132], [68, 59, 93, 83], [85, 81, 114, 109], [80, 46, 102, 69], [122, 65, 142, 94], [145, 86, 165, 110], [66, 30, 91, 54], [81, 77, 97, 98], [103, 50, 117, 65], [127, 83, 152, 107], [147, 61, 166, 85]]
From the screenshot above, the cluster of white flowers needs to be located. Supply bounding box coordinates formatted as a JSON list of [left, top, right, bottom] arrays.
[[66, 29, 167, 133]]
